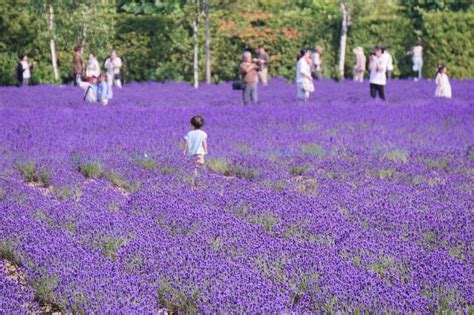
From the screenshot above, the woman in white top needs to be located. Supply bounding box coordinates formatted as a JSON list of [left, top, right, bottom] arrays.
[[86, 52, 100, 82], [412, 41, 423, 81], [435, 64, 452, 98], [17, 54, 35, 86], [296, 49, 313, 101], [104, 50, 123, 88]]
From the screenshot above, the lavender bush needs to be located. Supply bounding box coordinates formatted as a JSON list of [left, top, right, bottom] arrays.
[[0, 79, 472, 313]]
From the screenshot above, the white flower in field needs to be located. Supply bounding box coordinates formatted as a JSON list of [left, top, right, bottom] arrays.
[[144, 153, 148, 158]]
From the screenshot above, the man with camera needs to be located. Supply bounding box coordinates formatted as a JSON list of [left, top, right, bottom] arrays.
[[239, 51, 260, 105], [369, 46, 388, 101]]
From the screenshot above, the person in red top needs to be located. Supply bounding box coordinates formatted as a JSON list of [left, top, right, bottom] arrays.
[[239, 51, 259, 105]]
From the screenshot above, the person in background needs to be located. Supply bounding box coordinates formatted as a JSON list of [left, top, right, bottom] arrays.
[[256, 45, 270, 86], [97, 73, 111, 105], [369, 46, 388, 101], [183, 115, 208, 167], [311, 46, 323, 80], [435, 64, 452, 98], [16, 54, 35, 86], [86, 52, 100, 83], [239, 51, 259, 105], [384, 48, 394, 80], [105, 50, 123, 88], [411, 41, 423, 81], [352, 47, 366, 82], [72, 47, 84, 85], [296, 48, 313, 101]]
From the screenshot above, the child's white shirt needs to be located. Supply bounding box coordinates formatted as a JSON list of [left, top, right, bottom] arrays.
[[185, 130, 207, 156], [435, 73, 452, 98]]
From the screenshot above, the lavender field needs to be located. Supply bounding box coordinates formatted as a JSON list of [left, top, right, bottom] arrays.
[[0, 79, 473, 313]]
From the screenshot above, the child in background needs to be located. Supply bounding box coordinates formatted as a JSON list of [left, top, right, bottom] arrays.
[[183, 116, 208, 166], [435, 65, 452, 98], [97, 73, 110, 105]]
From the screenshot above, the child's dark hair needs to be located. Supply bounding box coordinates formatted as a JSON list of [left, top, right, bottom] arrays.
[[437, 64, 447, 74], [190, 115, 204, 129]]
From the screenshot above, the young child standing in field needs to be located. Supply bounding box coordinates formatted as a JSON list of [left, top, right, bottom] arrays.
[[435, 65, 452, 99], [184, 116, 208, 166], [97, 73, 111, 105]]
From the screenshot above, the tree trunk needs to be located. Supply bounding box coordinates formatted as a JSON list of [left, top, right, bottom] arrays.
[[48, 5, 59, 81], [80, 25, 88, 55], [338, 1, 350, 79], [205, 0, 211, 84], [193, 4, 199, 89]]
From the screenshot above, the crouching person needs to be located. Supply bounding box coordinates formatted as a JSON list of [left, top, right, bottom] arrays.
[[77, 74, 111, 105], [77, 75, 98, 102]]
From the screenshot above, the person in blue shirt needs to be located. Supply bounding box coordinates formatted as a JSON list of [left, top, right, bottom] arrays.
[[97, 73, 111, 105]]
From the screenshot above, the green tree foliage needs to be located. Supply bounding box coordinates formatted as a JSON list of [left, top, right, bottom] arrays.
[[0, 0, 472, 85], [421, 11, 474, 78]]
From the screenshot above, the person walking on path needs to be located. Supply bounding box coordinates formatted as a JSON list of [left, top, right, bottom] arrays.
[[369, 46, 388, 101], [435, 64, 452, 98], [16, 54, 35, 86], [256, 46, 270, 86], [352, 47, 366, 82], [86, 52, 100, 82], [411, 41, 423, 81], [296, 49, 314, 101], [239, 51, 259, 105], [105, 50, 123, 88], [311, 46, 323, 80], [72, 47, 84, 85]]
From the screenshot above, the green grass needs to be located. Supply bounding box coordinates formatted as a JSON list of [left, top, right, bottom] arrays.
[[207, 159, 259, 180], [15, 162, 51, 188], [296, 178, 318, 196], [206, 158, 232, 176], [0, 240, 21, 266], [378, 168, 396, 180], [53, 185, 83, 202], [31, 274, 61, 311], [289, 164, 310, 176], [77, 161, 103, 178], [93, 236, 127, 260], [426, 158, 448, 172], [156, 277, 200, 314], [383, 149, 409, 164], [301, 143, 325, 158], [250, 212, 281, 234], [16, 162, 38, 182], [229, 164, 259, 180], [102, 171, 139, 193], [368, 255, 395, 279], [209, 236, 224, 252]]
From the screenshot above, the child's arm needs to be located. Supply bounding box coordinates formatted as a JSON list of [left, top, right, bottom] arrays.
[[183, 139, 188, 155], [203, 140, 208, 155]]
